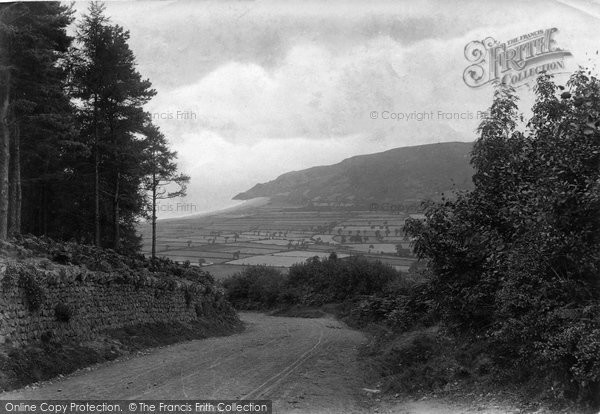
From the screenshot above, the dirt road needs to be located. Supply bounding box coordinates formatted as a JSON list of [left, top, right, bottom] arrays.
[[0, 313, 529, 413], [0, 313, 371, 413]]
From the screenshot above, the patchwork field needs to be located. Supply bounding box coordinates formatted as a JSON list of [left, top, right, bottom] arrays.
[[139, 203, 418, 280]]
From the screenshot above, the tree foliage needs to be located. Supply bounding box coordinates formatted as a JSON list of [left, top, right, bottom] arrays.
[[141, 122, 189, 259], [223, 255, 401, 309], [0, 2, 186, 255], [71, 2, 156, 251], [404, 71, 600, 402], [0, 2, 75, 239]]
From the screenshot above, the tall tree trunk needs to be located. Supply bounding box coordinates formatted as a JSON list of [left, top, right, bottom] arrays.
[[113, 172, 120, 250], [39, 162, 49, 235], [94, 144, 100, 245], [110, 118, 119, 251], [42, 184, 48, 235], [0, 70, 11, 241], [39, 184, 45, 235], [8, 120, 20, 235], [151, 171, 156, 260], [93, 95, 100, 246]]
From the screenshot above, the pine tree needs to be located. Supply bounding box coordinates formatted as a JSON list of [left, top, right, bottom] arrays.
[[0, 2, 74, 240], [72, 2, 155, 250], [141, 123, 189, 259]]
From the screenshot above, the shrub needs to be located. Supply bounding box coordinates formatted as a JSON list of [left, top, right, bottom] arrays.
[[10, 234, 216, 286], [184, 289, 193, 307], [223, 256, 407, 310], [287, 255, 399, 304], [54, 303, 72, 323], [367, 327, 460, 394], [18, 269, 45, 312], [347, 277, 435, 332], [39, 259, 54, 270], [223, 266, 289, 309], [40, 330, 53, 344], [1, 264, 18, 290], [194, 302, 203, 317], [404, 71, 600, 405]]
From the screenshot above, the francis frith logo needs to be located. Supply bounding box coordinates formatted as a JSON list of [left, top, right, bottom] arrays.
[[463, 28, 572, 88]]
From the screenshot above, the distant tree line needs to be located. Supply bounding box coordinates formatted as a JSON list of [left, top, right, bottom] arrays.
[[0, 2, 187, 254]]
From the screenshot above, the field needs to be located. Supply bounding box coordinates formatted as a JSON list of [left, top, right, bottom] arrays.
[[138, 204, 418, 280]]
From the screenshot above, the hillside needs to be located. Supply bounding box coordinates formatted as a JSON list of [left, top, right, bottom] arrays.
[[233, 142, 474, 207]]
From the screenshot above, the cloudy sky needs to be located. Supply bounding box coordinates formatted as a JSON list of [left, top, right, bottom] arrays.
[[73, 0, 600, 217]]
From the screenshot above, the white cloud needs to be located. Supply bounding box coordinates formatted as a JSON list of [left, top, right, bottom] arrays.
[[79, 0, 600, 216], [149, 35, 495, 146]]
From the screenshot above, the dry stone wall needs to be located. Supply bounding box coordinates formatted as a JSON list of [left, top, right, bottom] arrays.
[[0, 259, 231, 347]]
